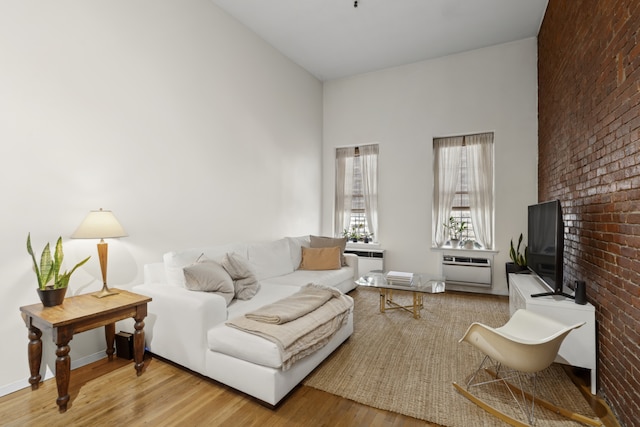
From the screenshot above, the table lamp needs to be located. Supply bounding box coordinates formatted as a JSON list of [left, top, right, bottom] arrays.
[[71, 208, 128, 298]]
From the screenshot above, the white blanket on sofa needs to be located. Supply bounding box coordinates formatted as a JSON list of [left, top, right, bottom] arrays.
[[244, 283, 343, 324], [226, 287, 353, 370]]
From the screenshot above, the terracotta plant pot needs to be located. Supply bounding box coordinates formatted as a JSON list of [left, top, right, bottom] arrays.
[[36, 287, 67, 307]]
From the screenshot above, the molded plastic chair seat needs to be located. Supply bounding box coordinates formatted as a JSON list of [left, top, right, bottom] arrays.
[[454, 309, 591, 426], [459, 308, 585, 373]]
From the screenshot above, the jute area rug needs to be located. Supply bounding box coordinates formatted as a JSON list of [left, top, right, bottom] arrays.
[[303, 288, 598, 426]]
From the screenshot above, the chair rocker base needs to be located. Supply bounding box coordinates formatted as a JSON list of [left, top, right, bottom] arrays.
[[452, 367, 602, 427], [453, 381, 530, 427]]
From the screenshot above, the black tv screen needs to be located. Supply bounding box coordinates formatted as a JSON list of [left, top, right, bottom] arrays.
[[527, 200, 571, 298]]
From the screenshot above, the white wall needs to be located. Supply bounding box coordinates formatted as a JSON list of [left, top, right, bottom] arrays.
[[322, 38, 539, 293], [0, 1, 322, 394]]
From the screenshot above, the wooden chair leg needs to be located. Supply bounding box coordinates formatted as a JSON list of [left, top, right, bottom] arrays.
[[453, 382, 529, 427], [484, 369, 602, 427]]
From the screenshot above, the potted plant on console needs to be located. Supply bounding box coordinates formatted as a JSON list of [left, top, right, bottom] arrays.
[[506, 233, 528, 288], [27, 233, 91, 307]]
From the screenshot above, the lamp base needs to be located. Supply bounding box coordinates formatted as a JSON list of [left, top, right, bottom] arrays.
[[94, 284, 119, 298]]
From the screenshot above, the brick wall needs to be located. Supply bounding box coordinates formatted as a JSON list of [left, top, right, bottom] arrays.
[[538, 1, 640, 425]]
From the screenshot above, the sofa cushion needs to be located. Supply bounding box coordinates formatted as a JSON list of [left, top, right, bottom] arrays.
[[247, 238, 294, 280], [210, 282, 310, 368], [260, 267, 355, 293], [164, 243, 249, 287], [310, 235, 348, 266], [222, 252, 260, 300], [286, 235, 310, 270], [183, 260, 234, 305], [299, 246, 341, 271], [209, 290, 354, 370], [208, 322, 284, 369]]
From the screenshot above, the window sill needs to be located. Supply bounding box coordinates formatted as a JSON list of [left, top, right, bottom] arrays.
[[346, 241, 382, 250], [431, 246, 499, 255]]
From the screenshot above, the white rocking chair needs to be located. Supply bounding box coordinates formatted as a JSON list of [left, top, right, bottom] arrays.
[[453, 309, 600, 426]]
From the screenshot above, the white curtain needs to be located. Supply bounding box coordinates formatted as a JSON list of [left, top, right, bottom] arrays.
[[466, 133, 494, 249], [334, 147, 355, 237], [432, 136, 464, 246], [360, 144, 379, 241]]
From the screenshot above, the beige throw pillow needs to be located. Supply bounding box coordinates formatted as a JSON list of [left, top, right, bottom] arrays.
[[310, 235, 348, 266], [299, 246, 342, 271], [221, 252, 260, 300], [183, 260, 234, 305]]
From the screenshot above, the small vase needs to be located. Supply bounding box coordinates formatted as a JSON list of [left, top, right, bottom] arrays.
[[37, 287, 67, 307]]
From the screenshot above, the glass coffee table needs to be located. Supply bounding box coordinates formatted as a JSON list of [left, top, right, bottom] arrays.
[[355, 271, 445, 319]]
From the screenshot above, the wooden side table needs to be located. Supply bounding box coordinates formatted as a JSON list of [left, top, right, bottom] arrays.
[[20, 289, 152, 413]]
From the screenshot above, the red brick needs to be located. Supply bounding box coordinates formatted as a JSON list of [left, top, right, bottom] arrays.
[[539, 1, 640, 424]]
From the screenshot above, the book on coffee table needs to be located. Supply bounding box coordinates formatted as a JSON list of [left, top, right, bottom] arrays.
[[386, 271, 414, 285]]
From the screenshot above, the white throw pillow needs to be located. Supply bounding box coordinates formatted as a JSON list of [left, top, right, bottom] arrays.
[[247, 238, 294, 280], [164, 249, 202, 287]]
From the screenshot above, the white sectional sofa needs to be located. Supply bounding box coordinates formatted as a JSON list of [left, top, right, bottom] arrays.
[[132, 236, 357, 405]]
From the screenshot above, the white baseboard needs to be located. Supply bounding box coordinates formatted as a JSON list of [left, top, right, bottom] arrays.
[[0, 351, 106, 398]]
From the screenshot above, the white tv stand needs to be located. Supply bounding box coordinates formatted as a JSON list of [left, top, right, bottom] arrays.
[[509, 273, 596, 394]]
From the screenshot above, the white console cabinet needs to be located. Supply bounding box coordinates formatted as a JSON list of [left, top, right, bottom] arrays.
[[509, 273, 597, 394]]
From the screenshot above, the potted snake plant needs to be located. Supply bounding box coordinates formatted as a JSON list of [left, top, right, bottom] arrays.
[[506, 233, 528, 288], [27, 233, 90, 306]]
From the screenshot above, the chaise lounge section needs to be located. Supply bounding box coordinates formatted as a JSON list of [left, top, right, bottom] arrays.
[[133, 235, 357, 405]]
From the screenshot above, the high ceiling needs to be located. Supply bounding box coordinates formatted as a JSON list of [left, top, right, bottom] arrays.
[[211, 0, 548, 81]]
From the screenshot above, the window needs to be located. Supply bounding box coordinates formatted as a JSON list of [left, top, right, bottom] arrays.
[[433, 133, 494, 249], [350, 154, 368, 233], [450, 147, 475, 241], [335, 144, 379, 242]]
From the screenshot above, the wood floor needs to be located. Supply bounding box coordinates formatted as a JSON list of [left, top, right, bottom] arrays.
[[0, 354, 620, 427], [0, 355, 435, 427]]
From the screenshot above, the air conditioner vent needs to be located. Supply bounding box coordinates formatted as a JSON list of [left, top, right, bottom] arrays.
[[442, 255, 492, 287]]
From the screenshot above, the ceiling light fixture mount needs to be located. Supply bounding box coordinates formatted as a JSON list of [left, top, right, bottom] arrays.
[[354, 1, 358, 8]]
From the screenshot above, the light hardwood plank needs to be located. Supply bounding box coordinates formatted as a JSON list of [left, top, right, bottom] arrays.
[[0, 355, 433, 426], [0, 354, 617, 426]]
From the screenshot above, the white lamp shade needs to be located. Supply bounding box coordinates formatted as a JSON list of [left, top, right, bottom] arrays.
[[71, 209, 128, 239]]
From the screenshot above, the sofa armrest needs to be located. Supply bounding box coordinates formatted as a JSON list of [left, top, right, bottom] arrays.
[[344, 253, 358, 280], [132, 283, 228, 375]]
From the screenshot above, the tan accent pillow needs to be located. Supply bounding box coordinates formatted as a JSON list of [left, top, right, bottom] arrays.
[[221, 252, 260, 300], [299, 246, 342, 271], [310, 235, 348, 266], [183, 260, 234, 305]]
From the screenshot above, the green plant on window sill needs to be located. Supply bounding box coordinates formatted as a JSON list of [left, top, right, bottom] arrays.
[[444, 216, 467, 242], [342, 228, 358, 241], [342, 225, 374, 243], [27, 233, 91, 290], [342, 224, 364, 242]]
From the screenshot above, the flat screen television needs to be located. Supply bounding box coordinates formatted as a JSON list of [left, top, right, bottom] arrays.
[[527, 200, 573, 298]]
